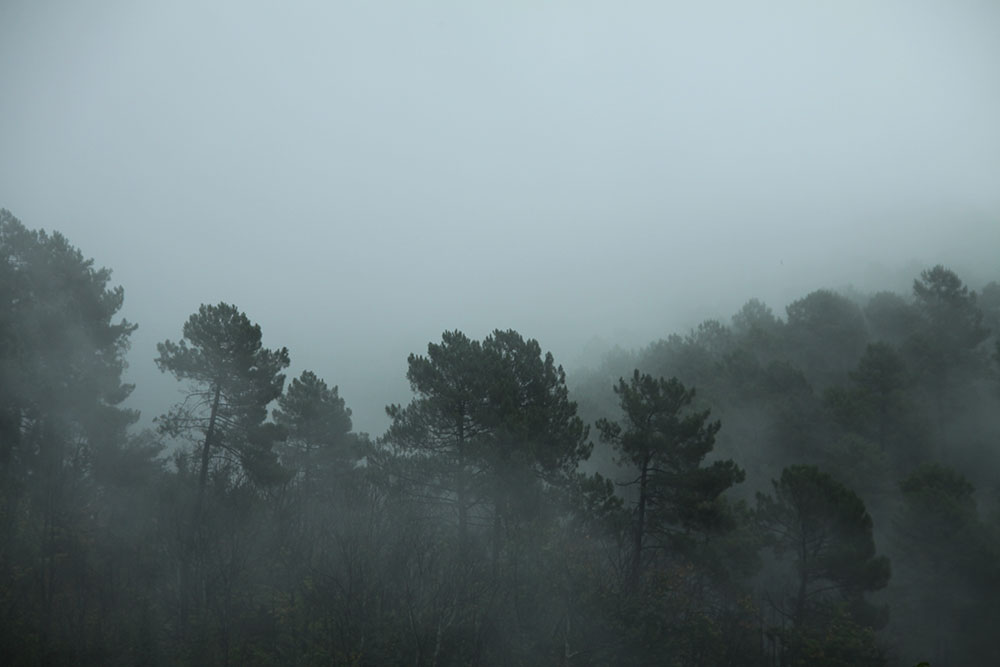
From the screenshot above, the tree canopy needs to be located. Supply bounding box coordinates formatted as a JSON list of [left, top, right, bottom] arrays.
[[7, 209, 1000, 665], [156, 302, 290, 493], [596, 370, 744, 588]]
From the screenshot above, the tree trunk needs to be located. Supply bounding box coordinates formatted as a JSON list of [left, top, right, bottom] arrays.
[[457, 416, 468, 559], [197, 384, 223, 508], [492, 497, 502, 580], [794, 526, 808, 625], [629, 457, 650, 591]]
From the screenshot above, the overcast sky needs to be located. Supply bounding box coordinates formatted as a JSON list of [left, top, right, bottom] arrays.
[[2, 0, 999, 434]]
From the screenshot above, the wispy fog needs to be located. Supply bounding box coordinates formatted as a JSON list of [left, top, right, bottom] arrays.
[[2, 0, 998, 432]]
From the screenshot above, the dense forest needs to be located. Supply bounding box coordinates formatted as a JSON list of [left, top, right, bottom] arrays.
[[2, 207, 999, 666]]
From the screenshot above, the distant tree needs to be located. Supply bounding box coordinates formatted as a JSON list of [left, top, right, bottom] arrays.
[[156, 303, 291, 500], [383, 329, 590, 560], [639, 321, 737, 397], [986, 281, 1000, 392], [719, 354, 828, 469], [846, 344, 906, 409], [908, 266, 990, 382], [901, 267, 992, 446], [979, 281, 1000, 339], [0, 209, 138, 461], [380, 329, 592, 663], [757, 465, 890, 629], [995, 338, 1000, 391], [897, 463, 978, 568], [481, 329, 591, 481], [687, 319, 734, 357], [732, 298, 781, 336], [784, 289, 868, 387], [864, 291, 920, 346], [382, 330, 489, 552], [596, 370, 743, 590], [890, 463, 1000, 666], [273, 370, 355, 486], [825, 343, 913, 454], [731, 297, 783, 363], [913, 266, 989, 341], [0, 209, 138, 660]]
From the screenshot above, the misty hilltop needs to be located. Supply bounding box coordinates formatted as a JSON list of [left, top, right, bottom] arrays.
[[3, 206, 999, 664], [2, 0, 998, 436], [2, 1, 999, 664]]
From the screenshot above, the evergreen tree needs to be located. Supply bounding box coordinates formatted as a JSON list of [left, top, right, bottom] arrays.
[[273, 369, 355, 486], [784, 289, 868, 388], [382, 330, 489, 552], [889, 464, 1000, 666], [481, 329, 591, 484], [757, 465, 890, 629], [825, 342, 919, 466], [979, 281, 1000, 337], [0, 209, 138, 661], [864, 291, 921, 347], [156, 303, 291, 499], [479, 329, 591, 576], [908, 265, 990, 384], [596, 370, 743, 590], [383, 329, 590, 558]]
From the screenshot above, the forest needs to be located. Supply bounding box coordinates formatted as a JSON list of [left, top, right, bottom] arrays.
[[2, 207, 999, 666]]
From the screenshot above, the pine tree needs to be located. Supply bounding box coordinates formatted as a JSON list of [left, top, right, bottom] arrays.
[[273, 370, 355, 487], [596, 370, 743, 590], [757, 465, 890, 628], [156, 303, 290, 500]]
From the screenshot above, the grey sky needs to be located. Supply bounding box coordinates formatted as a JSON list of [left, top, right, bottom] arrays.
[[2, 0, 999, 434]]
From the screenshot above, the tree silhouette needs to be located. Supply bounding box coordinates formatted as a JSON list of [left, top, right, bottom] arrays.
[[757, 465, 890, 629], [156, 303, 290, 500], [596, 370, 743, 590]]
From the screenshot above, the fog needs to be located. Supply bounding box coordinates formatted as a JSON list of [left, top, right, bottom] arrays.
[[2, 0, 998, 434]]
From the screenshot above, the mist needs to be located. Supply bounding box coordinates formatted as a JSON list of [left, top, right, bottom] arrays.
[[2, 0, 998, 434], [2, 2, 1000, 664]]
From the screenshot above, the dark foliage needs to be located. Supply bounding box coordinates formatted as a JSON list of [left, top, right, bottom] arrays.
[[2, 210, 998, 665]]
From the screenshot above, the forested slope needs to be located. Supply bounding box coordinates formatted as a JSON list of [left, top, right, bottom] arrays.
[[2, 208, 998, 665]]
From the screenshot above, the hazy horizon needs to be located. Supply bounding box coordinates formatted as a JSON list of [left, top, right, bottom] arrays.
[[3, 0, 998, 434]]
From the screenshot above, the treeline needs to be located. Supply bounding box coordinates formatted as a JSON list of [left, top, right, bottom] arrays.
[[1, 207, 999, 665]]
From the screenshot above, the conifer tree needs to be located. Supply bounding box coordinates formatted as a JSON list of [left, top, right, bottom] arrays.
[[156, 303, 290, 499], [757, 465, 890, 628], [273, 369, 355, 486], [596, 370, 743, 589]]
